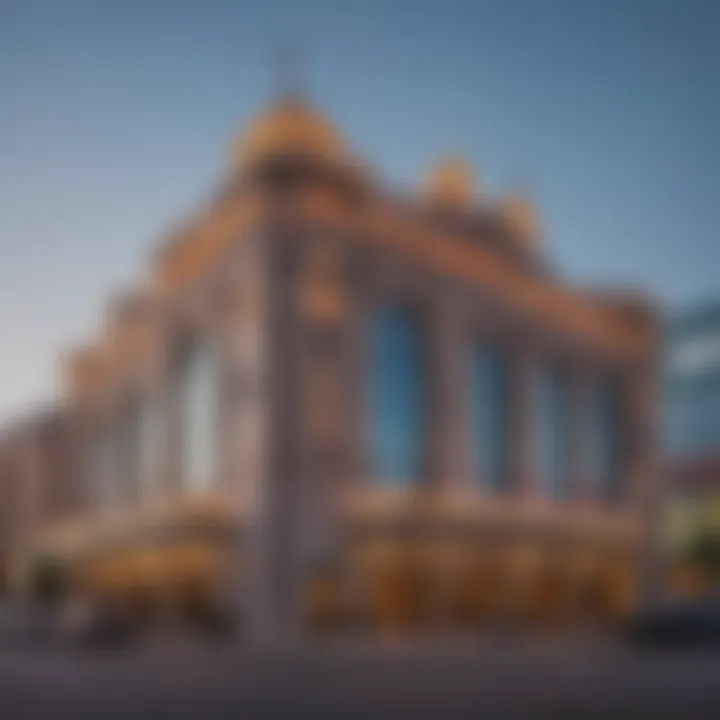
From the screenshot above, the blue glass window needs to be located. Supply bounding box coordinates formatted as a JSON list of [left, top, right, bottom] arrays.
[[367, 305, 425, 485], [589, 377, 623, 502], [537, 366, 569, 499], [470, 346, 509, 492]]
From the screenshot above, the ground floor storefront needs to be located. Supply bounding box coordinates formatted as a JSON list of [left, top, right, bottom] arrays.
[[7, 496, 644, 638]]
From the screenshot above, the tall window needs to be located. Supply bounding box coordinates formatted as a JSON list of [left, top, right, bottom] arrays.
[[178, 341, 219, 493], [471, 346, 509, 492], [367, 305, 425, 485], [537, 366, 569, 499], [119, 400, 141, 505], [589, 377, 623, 502], [94, 421, 117, 511], [137, 398, 158, 501]]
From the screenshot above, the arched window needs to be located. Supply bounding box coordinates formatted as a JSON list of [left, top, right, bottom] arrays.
[[471, 346, 509, 492], [177, 340, 219, 493], [537, 366, 569, 499], [367, 305, 426, 486]]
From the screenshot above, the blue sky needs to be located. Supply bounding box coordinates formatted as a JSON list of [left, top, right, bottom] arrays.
[[1, 0, 718, 422]]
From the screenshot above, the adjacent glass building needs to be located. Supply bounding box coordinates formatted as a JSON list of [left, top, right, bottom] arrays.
[[664, 302, 720, 585], [665, 302, 720, 459]]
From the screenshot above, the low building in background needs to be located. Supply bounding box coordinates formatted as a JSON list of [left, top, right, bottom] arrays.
[[0, 86, 661, 638], [0, 407, 85, 597]]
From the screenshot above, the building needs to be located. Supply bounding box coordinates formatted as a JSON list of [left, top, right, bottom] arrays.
[[666, 302, 720, 461], [0, 406, 85, 596], [0, 89, 661, 637], [664, 302, 720, 595]]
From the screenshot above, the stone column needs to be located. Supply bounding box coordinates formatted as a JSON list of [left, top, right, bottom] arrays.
[[564, 366, 595, 625], [294, 238, 357, 638], [224, 240, 269, 507], [244, 226, 305, 644], [624, 362, 664, 605], [426, 294, 472, 491], [423, 293, 472, 632]]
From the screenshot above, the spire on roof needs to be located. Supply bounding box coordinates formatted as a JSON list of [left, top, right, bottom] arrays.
[[273, 42, 303, 100]]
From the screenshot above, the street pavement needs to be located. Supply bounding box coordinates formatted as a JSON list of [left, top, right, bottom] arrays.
[[0, 637, 719, 719]]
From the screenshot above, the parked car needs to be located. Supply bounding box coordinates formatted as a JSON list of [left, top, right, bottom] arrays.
[[627, 598, 720, 647]]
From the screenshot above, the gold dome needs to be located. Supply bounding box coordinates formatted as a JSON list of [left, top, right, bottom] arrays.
[[501, 192, 541, 247], [424, 156, 477, 209], [232, 97, 348, 171]]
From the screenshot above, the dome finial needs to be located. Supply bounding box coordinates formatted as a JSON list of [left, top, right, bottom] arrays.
[[273, 41, 303, 100], [229, 48, 349, 172], [424, 156, 477, 209]]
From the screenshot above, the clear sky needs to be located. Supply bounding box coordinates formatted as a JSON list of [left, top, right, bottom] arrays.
[[1, 0, 718, 423]]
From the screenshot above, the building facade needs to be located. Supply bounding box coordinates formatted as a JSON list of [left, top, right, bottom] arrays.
[[664, 303, 720, 595], [666, 302, 720, 461], [0, 93, 660, 637]]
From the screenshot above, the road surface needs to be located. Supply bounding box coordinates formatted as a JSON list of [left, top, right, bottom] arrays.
[[0, 637, 719, 719]]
